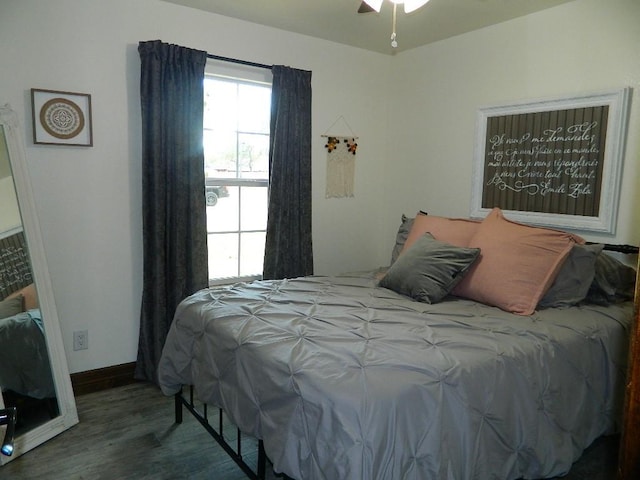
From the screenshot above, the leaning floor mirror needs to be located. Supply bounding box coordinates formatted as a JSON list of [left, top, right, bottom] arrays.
[[0, 104, 78, 464]]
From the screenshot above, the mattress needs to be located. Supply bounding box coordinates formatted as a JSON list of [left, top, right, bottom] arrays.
[[158, 272, 631, 480]]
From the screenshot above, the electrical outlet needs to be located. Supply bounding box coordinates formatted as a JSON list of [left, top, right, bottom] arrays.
[[73, 330, 88, 351]]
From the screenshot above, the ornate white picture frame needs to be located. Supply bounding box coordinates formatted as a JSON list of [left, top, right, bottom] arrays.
[[31, 88, 93, 146], [470, 88, 631, 233]]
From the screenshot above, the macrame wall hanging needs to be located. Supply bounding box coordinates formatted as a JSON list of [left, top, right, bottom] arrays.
[[322, 116, 358, 198]]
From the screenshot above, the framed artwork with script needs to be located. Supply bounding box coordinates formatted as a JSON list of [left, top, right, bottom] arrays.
[[470, 88, 631, 233], [31, 88, 93, 146]]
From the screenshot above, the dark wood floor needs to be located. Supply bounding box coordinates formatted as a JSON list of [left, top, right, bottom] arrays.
[[1, 382, 276, 480], [0, 382, 619, 479]]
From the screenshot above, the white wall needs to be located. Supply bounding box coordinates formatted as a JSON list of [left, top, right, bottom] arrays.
[[0, 0, 391, 373], [383, 0, 640, 256], [0, 0, 638, 375]]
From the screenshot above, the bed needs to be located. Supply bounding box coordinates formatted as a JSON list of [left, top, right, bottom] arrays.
[[158, 208, 637, 480]]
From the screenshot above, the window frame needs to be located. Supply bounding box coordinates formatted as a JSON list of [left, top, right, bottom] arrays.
[[203, 61, 272, 286]]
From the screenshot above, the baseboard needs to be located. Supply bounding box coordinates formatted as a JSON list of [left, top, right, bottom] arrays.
[[71, 362, 137, 396]]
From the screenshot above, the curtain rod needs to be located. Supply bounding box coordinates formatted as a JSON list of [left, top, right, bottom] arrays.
[[206, 53, 272, 71]]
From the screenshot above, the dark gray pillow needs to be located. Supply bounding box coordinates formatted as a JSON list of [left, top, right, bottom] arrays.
[[380, 233, 480, 304], [539, 243, 603, 308], [390, 214, 415, 265], [0, 294, 24, 320], [585, 251, 637, 305]]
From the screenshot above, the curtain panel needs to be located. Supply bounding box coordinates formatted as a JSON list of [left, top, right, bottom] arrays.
[[263, 65, 314, 280], [135, 40, 208, 383]]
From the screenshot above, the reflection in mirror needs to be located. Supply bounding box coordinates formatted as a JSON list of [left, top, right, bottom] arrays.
[[0, 105, 78, 465], [0, 129, 59, 437]]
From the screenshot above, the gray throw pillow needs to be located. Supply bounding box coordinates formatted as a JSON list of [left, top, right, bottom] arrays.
[[539, 243, 603, 308], [586, 251, 637, 305], [0, 294, 24, 320], [380, 233, 480, 304], [390, 214, 415, 265]]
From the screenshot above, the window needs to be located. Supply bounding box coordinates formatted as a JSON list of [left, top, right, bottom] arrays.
[[203, 64, 271, 284]]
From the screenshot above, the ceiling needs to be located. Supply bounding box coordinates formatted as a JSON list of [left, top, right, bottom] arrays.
[[161, 0, 575, 54]]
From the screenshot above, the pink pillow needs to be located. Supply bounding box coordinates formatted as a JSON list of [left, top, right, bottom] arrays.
[[6, 283, 39, 310], [401, 213, 480, 253], [452, 208, 584, 315]]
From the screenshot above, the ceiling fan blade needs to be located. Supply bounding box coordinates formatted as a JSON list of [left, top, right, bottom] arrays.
[[357, 2, 376, 13]]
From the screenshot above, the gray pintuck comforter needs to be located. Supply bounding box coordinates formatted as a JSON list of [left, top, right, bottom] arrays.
[[158, 272, 631, 480]]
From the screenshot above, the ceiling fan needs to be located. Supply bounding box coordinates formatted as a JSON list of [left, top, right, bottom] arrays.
[[357, 0, 431, 15], [357, 1, 432, 48]]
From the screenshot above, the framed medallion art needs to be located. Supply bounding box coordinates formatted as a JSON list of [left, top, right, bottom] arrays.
[[31, 88, 93, 146]]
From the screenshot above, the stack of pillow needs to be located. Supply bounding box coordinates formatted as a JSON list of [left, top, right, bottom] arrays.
[[379, 208, 636, 315]]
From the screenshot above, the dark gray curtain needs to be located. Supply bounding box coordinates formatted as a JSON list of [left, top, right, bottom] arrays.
[[263, 65, 313, 280], [135, 40, 208, 383]]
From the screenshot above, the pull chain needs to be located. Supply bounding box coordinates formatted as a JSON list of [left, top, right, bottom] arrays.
[[391, 3, 398, 48]]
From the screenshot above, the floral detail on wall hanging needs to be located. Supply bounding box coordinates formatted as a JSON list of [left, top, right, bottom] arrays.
[[324, 136, 340, 152], [345, 138, 358, 155]]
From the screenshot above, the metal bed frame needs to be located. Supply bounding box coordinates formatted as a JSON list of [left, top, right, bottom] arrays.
[[174, 386, 271, 480], [172, 243, 638, 480], [600, 243, 639, 254]]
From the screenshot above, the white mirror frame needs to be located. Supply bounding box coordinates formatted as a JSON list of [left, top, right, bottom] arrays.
[[0, 104, 78, 465], [470, 88, 631, 233]]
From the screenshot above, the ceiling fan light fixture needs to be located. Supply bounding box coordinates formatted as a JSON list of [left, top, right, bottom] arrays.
[[363, 0, 431, 14], [363, 0, 384, 13], [360, 0, 432, 49], [403, 0, 431, 14]]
